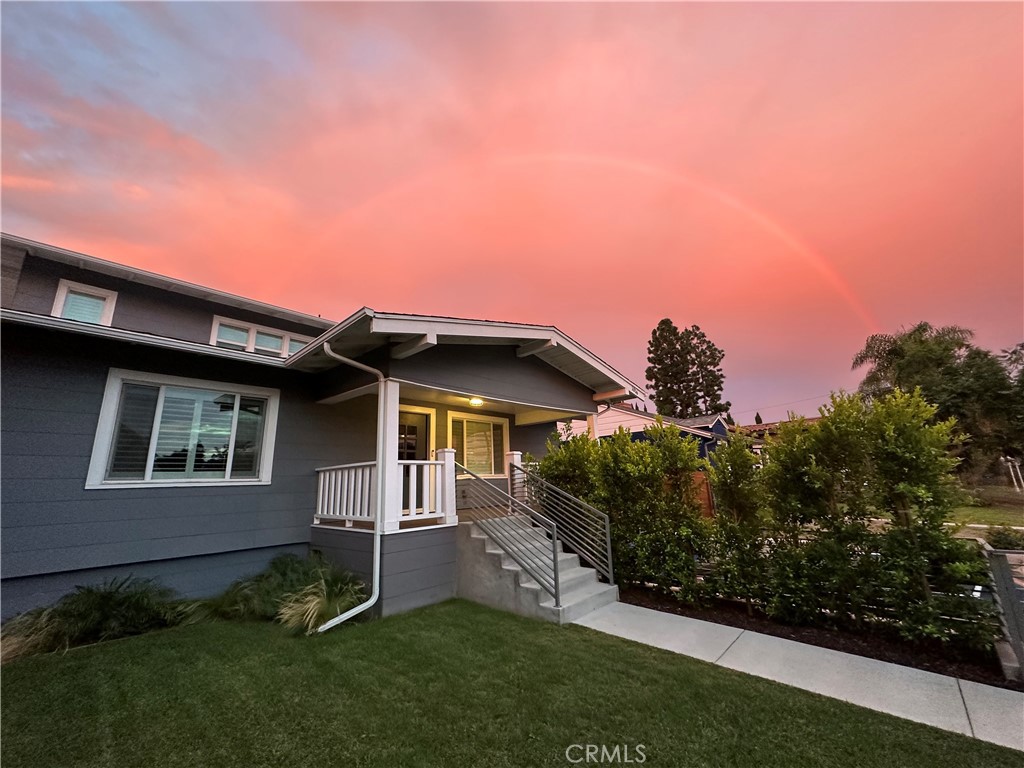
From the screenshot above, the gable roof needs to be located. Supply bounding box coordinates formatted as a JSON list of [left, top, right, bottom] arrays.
[[3, 233, 334, 330], [286, 307, 645, 402], [599, 403, 717, 439], [672, 413, 728, 429]]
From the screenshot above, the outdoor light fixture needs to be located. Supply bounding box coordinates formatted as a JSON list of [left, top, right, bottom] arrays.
[[469, 397, 484, 407]]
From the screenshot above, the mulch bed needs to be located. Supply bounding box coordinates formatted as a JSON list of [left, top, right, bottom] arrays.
[[619, 586, 1023, 692]]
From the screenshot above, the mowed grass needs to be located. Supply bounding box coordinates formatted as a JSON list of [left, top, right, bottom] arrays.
[[953, 506, 1024, 528], [1, 600, 1018, 768]]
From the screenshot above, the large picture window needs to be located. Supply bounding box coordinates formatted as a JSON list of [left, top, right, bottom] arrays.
[[448, 412, 508, 477], [87, 369, 279, 488]]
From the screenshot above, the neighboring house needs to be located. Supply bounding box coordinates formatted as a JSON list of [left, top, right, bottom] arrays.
[[567, 403, 727, 458], [1, 234, 642, 621], [734, 416, 822, 456]]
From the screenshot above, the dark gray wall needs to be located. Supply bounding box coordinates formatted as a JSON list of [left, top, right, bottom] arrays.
[[391, 345, 595, 413], [310, 525, 456, 617], [1, 544, 307, 620], [1, 323, 376, 614], [8, 255, 325, 342]]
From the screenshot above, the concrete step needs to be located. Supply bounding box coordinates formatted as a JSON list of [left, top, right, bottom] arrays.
[[456, 520, 617, 625], [540, 580, 620, 623]]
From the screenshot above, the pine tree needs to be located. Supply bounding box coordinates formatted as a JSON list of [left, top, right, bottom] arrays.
[[645, 318, 731, 419]]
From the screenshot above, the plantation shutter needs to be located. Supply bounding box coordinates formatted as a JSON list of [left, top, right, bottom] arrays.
[[61, 290, 106, 323], [107, 384, 159, 479]]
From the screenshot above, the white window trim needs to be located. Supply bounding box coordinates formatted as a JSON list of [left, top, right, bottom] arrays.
[[86, 368, 280, 489], [209, 316, 312, 358], [447, 410, 510, 478], [51, 279, 118, 326]]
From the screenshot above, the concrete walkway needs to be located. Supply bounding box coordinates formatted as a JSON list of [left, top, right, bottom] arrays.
[[574, 602, 1024, 752]]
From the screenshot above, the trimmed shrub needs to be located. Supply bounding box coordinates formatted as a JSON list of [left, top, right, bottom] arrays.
[[537, 421, 708, 596], [539, 390, 1001, 651], [986, 526, 1024, 550]]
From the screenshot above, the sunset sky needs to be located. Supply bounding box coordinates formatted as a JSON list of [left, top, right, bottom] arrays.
[[2, 2, 1021, 422]]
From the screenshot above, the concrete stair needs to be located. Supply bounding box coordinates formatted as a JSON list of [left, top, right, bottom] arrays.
[[456, 517, 618, 624]]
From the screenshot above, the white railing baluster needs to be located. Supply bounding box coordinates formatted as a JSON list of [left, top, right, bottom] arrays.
[[315, 460, 450, 527], [408, 463, 418, 516]]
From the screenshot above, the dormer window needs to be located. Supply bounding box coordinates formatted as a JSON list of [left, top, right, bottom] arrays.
[[51, 279, 117, 326], [211, 316, 312, 358]]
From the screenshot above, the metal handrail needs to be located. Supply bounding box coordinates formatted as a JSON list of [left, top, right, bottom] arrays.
[[456, 463, 561, 607], [512, 463, 614, 585]]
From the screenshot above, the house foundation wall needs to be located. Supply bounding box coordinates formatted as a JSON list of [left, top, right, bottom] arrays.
[[310, 525, 456, 617], [0, 544, 307, 620]]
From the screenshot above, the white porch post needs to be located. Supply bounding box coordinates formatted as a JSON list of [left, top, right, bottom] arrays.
[[506, 450, 524, 502], [437, 448, 458, 525], [379, 379, 402, 532]]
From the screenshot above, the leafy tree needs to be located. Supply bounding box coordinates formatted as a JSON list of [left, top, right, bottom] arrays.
[[645, 318, 731, 419]]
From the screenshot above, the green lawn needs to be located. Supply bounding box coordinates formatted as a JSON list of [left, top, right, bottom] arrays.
[[953, 506, 1024, 528], [1, 600, 1017, 768]]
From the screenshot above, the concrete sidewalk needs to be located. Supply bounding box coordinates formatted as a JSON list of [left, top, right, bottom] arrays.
[[574, 602, 1024, 751]]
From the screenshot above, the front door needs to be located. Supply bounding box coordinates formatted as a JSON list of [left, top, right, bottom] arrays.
[[399, 411, 430, 510]]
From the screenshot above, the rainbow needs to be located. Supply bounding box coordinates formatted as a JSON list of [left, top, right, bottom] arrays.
[[492, 152, 880, 333]]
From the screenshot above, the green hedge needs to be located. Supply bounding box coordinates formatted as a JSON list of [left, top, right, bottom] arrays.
[[536, 391, 1000, 650]]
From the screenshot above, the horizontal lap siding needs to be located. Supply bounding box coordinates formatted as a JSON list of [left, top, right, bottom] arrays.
[[309, 526, 456, 617], [8, 257, 326, 343], [390, 346, 595, 413], [1, 326, 374, 600], [380, 528, 456, 616]]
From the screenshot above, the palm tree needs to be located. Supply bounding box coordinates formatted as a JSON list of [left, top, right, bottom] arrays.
[[851, 322, 974, 398]]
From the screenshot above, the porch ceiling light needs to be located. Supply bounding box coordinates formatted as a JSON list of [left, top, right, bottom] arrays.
[[469, 397, 484, 407]]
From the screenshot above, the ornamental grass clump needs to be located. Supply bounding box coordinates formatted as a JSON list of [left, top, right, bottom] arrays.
[[196, 553, 366, 634], [276, 568, 366, 635], [1, 576, 182, 663]]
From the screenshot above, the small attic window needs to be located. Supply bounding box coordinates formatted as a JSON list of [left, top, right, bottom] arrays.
[[51, 279, 117, 326], [210, 316, 312, 358]]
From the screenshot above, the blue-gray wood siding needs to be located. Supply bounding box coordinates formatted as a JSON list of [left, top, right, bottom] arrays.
[[310, 525, 456, 617], [1, 324, 374, 586], [7, 254, 326, 342]]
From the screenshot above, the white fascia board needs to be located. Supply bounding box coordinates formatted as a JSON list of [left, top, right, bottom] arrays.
[[369, 314, 554, 341], [284, 307, 375, 367], [3, 233, 334, 330], [1, 309, 287, 367]]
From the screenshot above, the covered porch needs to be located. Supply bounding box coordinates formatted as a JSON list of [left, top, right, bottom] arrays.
[[310, 377, 547, 533]]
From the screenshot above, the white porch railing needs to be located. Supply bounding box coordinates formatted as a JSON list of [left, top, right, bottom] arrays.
[[315, 461, 376, 526], [315, 449, 457, 530], [399, 460, 445, 521]]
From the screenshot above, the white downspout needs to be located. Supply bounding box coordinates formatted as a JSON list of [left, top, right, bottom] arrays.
[[317, 342, 387, 632]]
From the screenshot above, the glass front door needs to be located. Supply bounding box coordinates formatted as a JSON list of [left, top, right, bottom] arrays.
[[399, 411, 430, 509]]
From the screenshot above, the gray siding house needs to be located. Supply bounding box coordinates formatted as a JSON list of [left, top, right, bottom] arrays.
[[1, 234, 642, 621]]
